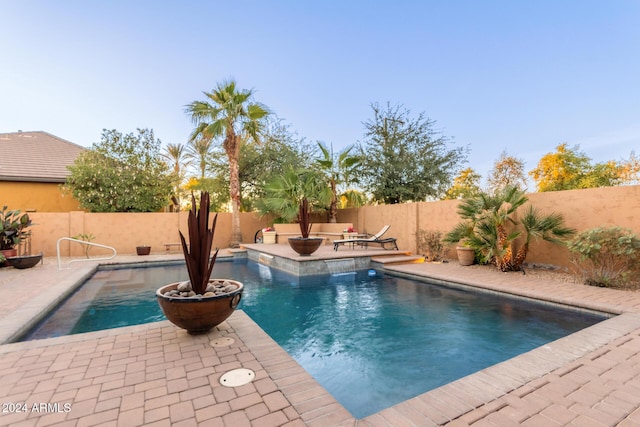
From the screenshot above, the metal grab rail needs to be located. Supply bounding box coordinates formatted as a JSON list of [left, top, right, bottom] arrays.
[[56, 237, 117, 269]]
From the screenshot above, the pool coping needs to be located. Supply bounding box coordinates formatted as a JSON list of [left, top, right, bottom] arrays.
[[2, 252, 640, 425]]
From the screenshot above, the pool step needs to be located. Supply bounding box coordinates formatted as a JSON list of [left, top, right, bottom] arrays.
[[371, 254, 425, 265]]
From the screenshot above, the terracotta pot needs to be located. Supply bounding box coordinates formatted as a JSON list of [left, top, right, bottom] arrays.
[[156, 280, 243, 334], [456, 246, 476, 266], [288, 237, 323, 256], [0, 248, 17, 267], [136, 246, 151, 256]]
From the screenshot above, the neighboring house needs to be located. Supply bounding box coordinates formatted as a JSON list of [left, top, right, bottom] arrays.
[[0, 131, 85, 212]]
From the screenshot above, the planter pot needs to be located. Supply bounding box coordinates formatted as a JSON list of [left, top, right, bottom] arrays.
[[288, 237, 323, 256], [136, 246, 151, 256], [456, 246, 476, 266], [0, 248, 17, 267], [156, 280, 243, 334], [6, 253, 43, 269], [343, 232, 359, 240], [262, 231, 276, 244]]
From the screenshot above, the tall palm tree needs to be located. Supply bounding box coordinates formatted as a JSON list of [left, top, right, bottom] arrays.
[[315, 142, 361, 222], [162, 143, 191, 210], [185, 135, 213, 179], [185, 80, 269, 247], [163, 143, 191, 175]]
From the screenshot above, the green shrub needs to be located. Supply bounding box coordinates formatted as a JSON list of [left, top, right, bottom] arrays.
[[568, 226, 640, 288], [416, 229, 444, 261]]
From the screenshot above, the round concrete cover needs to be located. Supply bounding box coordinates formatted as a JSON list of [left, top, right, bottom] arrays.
[[210, 337, 235, 347], [220, 368, 255, 387]]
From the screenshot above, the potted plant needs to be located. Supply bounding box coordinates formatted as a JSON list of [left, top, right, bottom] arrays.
[[455, 241, 476, 266], [262, 227, 276, 244], [288, 197, 324, 256], [156, 192, 244, 334], [0, 206, 33, 265], [136, 245, 151, 256], [342, 226, 358, 240]]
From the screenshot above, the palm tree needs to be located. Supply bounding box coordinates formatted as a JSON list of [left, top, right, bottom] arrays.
[[512, 205, 576, 269], [260, 167, 332, 223], [315, 142, 361, 222], [162, 143, 191, 210], [185, 135, 214, 179], [163, 143, 189, 174], [444, 187, 574, 272], [185, 80, 269, 247]]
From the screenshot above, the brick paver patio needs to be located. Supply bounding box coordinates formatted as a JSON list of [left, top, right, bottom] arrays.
[[2, 248, 640, 426]]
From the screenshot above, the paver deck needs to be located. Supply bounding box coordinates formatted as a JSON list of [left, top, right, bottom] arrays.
[[2, 247, 640, 426]]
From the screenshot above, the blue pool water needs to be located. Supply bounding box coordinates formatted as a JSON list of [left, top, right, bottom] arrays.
[[22, 260, 606, 418]]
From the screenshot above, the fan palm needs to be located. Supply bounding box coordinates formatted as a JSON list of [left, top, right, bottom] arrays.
[[260, 168, 332, 223], [162, 143, 191, 209], [185, 135, 213, 179], [185, 80, 269, 247], [315, 142, 361, 222], [444, 187, 573, 271]]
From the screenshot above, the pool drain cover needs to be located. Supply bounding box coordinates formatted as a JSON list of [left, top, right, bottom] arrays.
[[220, 368, 255, 387], [210, 337, 235, 347]]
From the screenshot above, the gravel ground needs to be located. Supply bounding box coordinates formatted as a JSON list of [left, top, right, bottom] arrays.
[[462, 261, 640, 290]]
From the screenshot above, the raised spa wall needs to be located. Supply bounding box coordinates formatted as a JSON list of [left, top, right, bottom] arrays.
[[245, 248, 371, 276]]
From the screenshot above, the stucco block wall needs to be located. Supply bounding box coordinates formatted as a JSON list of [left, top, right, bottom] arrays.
[[337, 185, 640, 270], [524, 186, 640, 269], [30, 211, 275, 257], [20, 185, 640, 270]]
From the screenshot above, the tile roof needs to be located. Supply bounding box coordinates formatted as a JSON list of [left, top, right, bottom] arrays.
[[0, 131, 86, 182]]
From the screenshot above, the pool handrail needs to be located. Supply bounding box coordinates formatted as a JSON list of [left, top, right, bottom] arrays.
[[56, 237, 117, 269]]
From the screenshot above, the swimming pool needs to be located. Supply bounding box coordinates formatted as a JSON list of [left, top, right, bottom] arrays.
[[22, 259, 606, 418]]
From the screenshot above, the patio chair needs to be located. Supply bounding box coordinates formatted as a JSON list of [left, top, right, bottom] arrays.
[[332, 225, 398, 251]]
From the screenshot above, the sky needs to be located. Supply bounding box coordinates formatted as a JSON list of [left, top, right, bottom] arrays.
[[2, 1, 639, 185]]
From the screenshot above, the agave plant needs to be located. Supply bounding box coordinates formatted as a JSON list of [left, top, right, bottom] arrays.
[[298, 197, 312, 238], [180, 192, 219, 295]]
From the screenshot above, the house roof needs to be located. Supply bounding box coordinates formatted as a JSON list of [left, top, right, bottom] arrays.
[[0, 131, 86, 183]]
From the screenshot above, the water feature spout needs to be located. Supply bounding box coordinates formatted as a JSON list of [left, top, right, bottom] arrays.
[[325, 258, 356, 275]]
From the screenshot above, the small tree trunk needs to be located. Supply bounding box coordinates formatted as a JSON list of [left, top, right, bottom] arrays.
[[227, 138, 242, 248], [329, 179, 338, 223], [512, 244, 528, 271]]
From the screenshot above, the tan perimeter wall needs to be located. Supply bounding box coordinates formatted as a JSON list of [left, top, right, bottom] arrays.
[[337, 185, 640, 271], [32, 211, 273, 257], [26, 185, 640, 270]]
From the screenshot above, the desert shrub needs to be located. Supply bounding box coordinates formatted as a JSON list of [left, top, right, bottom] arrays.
[[567, 226, 640, 288], [416, 229, 444, 261]]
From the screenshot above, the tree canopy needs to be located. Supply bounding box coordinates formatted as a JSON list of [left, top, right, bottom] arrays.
[[355, 102, 467, 204], [443, 167, 482, 200], [487, 150, 528, 193], [65, 129, 172, 212], [185, 79, 270, 247], [315, 142, 361, 222], [238, 118, 316, 211], [530, 143, 639, 192]]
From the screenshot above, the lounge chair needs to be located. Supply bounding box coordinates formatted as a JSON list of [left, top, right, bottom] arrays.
[[332, 225, 398, 251]]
